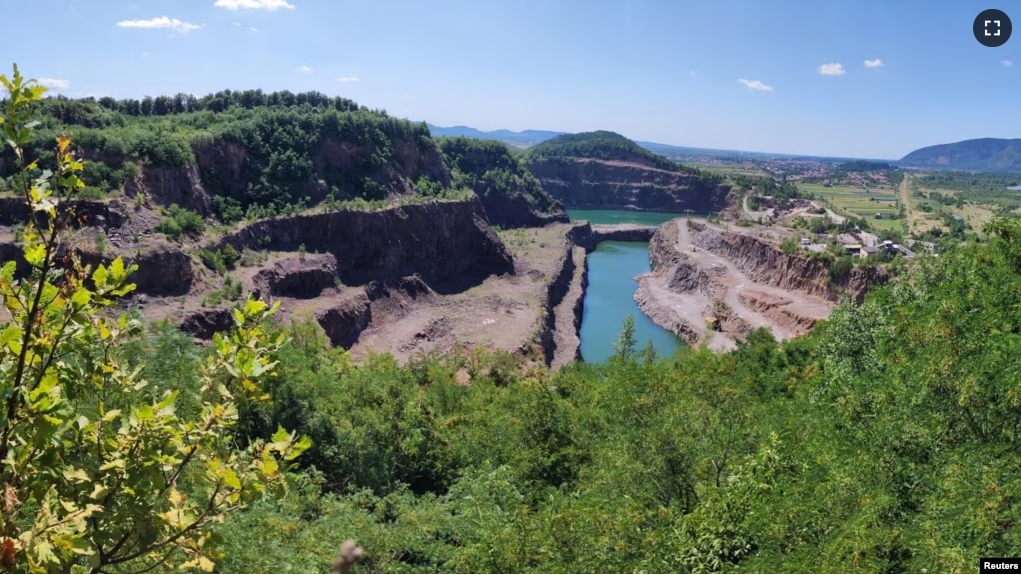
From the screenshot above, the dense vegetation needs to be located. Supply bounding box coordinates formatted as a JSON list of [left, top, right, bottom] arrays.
[[915, 170, 1021, 212], [201, 217, 1021, 572], [522, 130, 695, 173], [0, 89, 459, 223], [438, 137, 565, 224], [900, 137, 1021, 171]]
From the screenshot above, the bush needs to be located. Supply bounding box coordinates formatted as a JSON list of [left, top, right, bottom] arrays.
[[827, 255, 854, 282], [156, 204, 205, 240]]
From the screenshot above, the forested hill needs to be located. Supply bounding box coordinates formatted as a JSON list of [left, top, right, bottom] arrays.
[[0, 92, 561, 226], [900, 137, 1021, 171], [522, 130, 693, 172]]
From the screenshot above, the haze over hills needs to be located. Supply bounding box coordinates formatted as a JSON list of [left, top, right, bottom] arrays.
[[899, 138, 1021, 172]]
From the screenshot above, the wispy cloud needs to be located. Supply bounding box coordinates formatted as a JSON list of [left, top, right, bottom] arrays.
[[337, 75, 359, 83], [250, 26, 260, 32], [37, 78, 69, 89], [116, 16, 202, 33], [688, 70, 697, 77], [142, 51, 150, 56], [1003, 60, 1014, 67], [864, 58, 884, 68], [298, 65, 313, 73], [214, 0, 295, 10], [738, 79, 772, 92], [818, 63, 845, 76]]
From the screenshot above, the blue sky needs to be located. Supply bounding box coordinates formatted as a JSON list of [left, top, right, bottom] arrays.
[[2, 0, 1018, 159]]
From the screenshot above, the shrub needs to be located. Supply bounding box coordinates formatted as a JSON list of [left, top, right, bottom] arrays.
[[156, 204, 205, 240]]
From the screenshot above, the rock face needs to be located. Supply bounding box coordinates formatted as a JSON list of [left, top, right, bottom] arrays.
[[212, 198, 514, 289], [180, 309, 234, 340], [0, 197, 127, 229], [125, 164, 212, 216], [255, 253, 338, 299], [526, 158, 732, 213], [317, 294, 372, 348], [686, 220, 887, 302], [477, 192, 569, 228]]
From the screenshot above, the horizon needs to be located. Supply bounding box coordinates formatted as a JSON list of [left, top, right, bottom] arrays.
[[3, 0, 1018, 159]]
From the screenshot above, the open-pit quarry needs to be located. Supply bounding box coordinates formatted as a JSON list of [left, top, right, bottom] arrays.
[[634, 218, 887, 351]]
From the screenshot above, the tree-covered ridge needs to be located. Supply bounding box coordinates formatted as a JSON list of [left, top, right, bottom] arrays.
[[0, 91, 455, 222], [523, 130, 695, 173], [438, 136, 565, 219], [900, 137, 1021, 171]]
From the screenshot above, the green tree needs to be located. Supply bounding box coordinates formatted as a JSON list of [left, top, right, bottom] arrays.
[[0, 66, 309, 573], [612, 314, 637, 362]]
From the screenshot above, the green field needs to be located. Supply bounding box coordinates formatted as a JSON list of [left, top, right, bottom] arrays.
[[800, 183, 904, 233]]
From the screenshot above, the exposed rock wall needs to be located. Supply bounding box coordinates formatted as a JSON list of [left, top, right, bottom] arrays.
[[530, 242, 577, 365], [527, 158, 732, 213], [317, 294, 372, 349], [254, 253, 338, 299], [125, 164, 212, 216], [0, 198, 127, 229], [212, 198, 514, 289], [686, 220, 887, 302], [477, 192, 569, 228]]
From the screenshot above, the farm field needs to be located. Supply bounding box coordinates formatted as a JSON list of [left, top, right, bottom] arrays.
[[801, 183, 904, 232]]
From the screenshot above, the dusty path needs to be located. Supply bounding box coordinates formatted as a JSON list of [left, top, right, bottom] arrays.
[[674, 219, 787, 340], [899, 173, 915, 234], [742, 196, 774, 220], [636, 218, 835, 350]]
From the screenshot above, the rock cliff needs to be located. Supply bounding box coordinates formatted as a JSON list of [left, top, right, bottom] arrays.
[[685, 220, 887, 302], [211, 198, 514, 290], [527, 157, 732, 213]]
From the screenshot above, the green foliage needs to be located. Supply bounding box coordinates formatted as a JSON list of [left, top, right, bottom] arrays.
[[155, 204, 205, 240], [439, 137, 563, 218], [827, 255, 854, 282], [524, 130, 690, 173], [779, 235, 800, 254], [0, 66, 308, 573], [199, 245, 240, 275]]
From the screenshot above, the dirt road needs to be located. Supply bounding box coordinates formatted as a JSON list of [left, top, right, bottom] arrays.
[[674, 218, 788, 340]]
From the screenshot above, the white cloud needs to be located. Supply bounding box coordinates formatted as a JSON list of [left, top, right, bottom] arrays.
[[818, 63, 845, 76], [233, 22, 241, 26], [214, 0, 295, 10], [116, 16, 201, 33], [337, 75, 359, 83], [250, 26, 260, 32], [737, 78, 772, 92], [864, 58, 884, 68], [1003, 60, 1014, 67], [37, 78, 69, 89], [298, 65, 313, 73], [142, 51, 150, 56], [688, 70, 697, 77]]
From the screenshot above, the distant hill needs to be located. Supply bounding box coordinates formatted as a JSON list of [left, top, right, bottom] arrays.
[[521, 131, 687, 172], [900, 138, 1021, 171], [426, 124, 565, 148]]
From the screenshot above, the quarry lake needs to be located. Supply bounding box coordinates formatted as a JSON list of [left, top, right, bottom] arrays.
[[568, 209, 689, 226], [571, 209, 687, 363]]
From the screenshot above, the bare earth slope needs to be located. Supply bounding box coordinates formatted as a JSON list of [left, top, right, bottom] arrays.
[[635, 218, 886, 351]]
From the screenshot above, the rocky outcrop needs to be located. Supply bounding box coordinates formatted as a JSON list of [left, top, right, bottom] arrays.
[[686, 220, 888, 302], [0, 197, 127, 229], [529, 242, 578, 365], [125, 164, 212, 216], [255, 253, 338, 299], [527, 157, 732, 213], [551, 246, 588, 367], [212, 198, 514, 290], [0, 239, 192, 297], [180, 308, 233, 340], [566, 222, 658, 251], [317, 294, 372, 349], [477, 192, 569, 228]]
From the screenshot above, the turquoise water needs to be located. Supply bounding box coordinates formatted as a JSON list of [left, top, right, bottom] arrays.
[[567, 209, 689, 226], [579, 241, 684, 363]]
